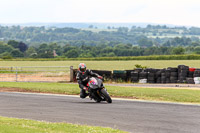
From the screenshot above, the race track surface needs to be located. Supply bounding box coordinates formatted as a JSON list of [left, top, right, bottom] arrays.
[[0, 92, 200, 133]]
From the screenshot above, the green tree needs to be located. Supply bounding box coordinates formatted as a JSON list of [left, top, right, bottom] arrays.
[[172, 47, 185, 55], [0, 52, 13, 59], [138, 38, 153, 47], [194, 46, 200, 54], [107, 52, 116, 57], [25, 46, 37, 57], [7, 40, 19, 48], [37, 51, 54, 58], [10, 49, 24, 57], [63, 44, 77, 53], [18, 42, 28, 52], [79, 52, 93, 58], [64, 49, 79, 58], [49, 43, 62, 56], [0, 42, 14, 54], [37, 43, 49, 53]]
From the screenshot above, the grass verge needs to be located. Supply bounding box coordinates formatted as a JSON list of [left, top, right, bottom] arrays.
[[1, 60, 200, 70], [0, 82, 200, 104], [0, 116, 125, 133]]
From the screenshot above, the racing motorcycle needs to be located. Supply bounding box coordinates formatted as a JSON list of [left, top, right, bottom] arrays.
[[87, 77, 112, 103]]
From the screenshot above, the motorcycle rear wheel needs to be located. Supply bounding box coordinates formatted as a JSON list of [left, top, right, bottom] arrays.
[[100, 89, 112, 103]]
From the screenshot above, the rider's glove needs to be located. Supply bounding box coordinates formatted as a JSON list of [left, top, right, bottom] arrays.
[[83, 87, 88, 91]]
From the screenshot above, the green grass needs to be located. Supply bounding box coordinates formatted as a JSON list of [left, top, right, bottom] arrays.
[[0, 82, 80, 95], [0, 116, 125, 133], [109, 86, 200, 103], [1, 82, 200, 104], [0, 60, 200, 70]]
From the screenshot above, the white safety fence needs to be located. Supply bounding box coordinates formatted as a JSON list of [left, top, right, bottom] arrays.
[[0, 66, 74, 82]]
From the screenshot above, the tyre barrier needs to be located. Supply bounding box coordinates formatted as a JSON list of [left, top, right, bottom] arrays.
[[72, 65, 199, 84], [177, 65, 189, 83], [113, 70, 127, 82], [91, 70, 112, 80], [129, 65, 197, 84], [131, 71, 139, 82], [126, 70, 134, 81]]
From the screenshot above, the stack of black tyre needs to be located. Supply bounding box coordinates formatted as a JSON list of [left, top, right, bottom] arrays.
[[161, 69, 166, 83], [193, 69, 200, 77], [130, 68, 143, 83], [158, 68, 178, 83], [129, 65, 200, 84], [135, 68, 143, 73], [188, 69, 195, 78], [146, 68, 156, 83], [126, 70, 134, 81], [131, 71, 139, 82], [91, 70, 112, 81], [131, 67, 180, 84], [165, 69, 171, 83], [177, 65, 189, 83], [155, 70, 161, 83], [186, 68, 195, 84], [139, 71, 148, 81], [168, 67, 178, 83]]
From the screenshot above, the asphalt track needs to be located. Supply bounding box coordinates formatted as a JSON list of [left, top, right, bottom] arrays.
[[0, 92, 200, 133]]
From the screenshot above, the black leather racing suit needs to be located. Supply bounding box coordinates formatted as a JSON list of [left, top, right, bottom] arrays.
[[76, 69, 100, 98]]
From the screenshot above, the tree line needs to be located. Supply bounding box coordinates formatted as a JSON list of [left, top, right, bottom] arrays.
[[1, 24, 200, 59], [1, 39, 200, 59], [0, 25, 200, 47]]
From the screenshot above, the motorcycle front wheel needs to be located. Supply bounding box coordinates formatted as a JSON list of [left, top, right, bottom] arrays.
[[100, 89, 112, 103]]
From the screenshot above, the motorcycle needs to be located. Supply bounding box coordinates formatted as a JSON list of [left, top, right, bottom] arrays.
[[87, 77, 112, 103]]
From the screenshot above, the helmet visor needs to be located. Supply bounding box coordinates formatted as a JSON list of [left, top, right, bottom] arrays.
[[80, 68, 86, 72]]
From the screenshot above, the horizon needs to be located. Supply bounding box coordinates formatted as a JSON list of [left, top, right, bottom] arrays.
[[0, 22, 195, 29]]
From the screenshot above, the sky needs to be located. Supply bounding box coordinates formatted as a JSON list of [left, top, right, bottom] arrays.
[[0, 0, 200, 27]]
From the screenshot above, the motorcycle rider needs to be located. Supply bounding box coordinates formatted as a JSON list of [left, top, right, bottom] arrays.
[[76, 63, 103, 98]]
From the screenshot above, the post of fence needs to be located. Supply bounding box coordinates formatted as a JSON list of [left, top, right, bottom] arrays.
[[70, 66, 74, 82], [15, 67, 18, 82]]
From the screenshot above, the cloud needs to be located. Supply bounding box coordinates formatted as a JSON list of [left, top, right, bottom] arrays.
[[0, 0, 200, 27]]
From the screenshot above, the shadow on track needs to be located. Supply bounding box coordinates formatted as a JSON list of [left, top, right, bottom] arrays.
[[71, 101, 109, 104]]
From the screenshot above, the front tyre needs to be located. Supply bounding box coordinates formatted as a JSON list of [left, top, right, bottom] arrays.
[[100, 89, 112, 103]]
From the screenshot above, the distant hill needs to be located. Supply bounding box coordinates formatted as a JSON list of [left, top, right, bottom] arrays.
[[1, 23, 199, 47], [0, 22, 179, 29]]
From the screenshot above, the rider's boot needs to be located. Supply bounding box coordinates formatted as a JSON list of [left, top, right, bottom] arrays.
[[80, 89, 88, 98]]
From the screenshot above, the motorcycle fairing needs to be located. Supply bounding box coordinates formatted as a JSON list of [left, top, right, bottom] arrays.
[[88, 77, 102, 89]]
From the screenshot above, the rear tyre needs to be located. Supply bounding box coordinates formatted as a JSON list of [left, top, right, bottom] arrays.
[[101, 89, 112, 103]]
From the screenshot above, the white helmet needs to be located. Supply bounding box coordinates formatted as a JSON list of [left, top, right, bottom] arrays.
[[78, 63, 86, 73]]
